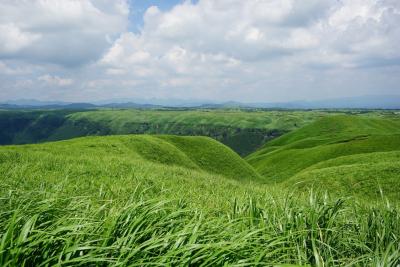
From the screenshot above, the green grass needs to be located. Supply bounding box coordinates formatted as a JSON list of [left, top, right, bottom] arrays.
[[284, 151, 400, 201], [1, 112, 400, 265], [0, 135, 261, 211], [247, 115, 400, 200], [0, 133, 399, 266], [155, 135, 261, 181], [1, 188, 399, 266]]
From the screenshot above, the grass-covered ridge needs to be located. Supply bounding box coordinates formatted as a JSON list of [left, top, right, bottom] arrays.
[[0, 135, 262, 211], [247, 115, 400, 200], [0, 134, 261, 183]]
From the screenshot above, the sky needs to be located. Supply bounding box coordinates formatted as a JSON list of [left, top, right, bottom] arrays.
[[0, 0, 399, 103]]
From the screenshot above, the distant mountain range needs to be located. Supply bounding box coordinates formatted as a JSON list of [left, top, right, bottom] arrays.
[[255, 95, 400, 109], [0, 100, 162, 110], [0, 102, 97, 110], [1, 95, 400, 110]]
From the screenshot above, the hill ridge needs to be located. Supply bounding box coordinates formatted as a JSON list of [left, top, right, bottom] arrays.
[[246, 115, 400, 200], [1, 134, 262, 182]]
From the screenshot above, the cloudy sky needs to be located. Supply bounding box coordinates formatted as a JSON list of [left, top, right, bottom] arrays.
[[0, 0, 399, 103]]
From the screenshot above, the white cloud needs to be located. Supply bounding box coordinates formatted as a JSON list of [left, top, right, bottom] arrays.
[[0, 24, 41, 54], [1, 0, 400, 102], [94, 0, 400, 102], [38, 74, 74, 86], [101, 0, 400, 72], [0, 0, 129, 66], [0, 61, 34, 75]]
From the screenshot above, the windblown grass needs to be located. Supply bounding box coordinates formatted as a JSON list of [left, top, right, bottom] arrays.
[[1, 189, 399, 266]]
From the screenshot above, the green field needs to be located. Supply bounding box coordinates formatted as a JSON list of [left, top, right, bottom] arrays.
[[0, 110, 399, 266]]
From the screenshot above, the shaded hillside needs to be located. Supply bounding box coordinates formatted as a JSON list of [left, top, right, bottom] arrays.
[[155, 135, 261, 180], [247, 115, 400, 199], [0, 110, 74, 144]]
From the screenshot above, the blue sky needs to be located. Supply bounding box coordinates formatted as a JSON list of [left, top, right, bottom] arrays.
[[128, 0, 184, 32], [0, 0, 399, 103]]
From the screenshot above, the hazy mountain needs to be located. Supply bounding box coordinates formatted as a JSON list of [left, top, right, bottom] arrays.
[[0, 100, 95, 109], [297, 95, 400, 109], [229, 95, 400, 109], [4, 99, 70, 106], [2, 95, 400, 110], [102, 102, 162, 109]]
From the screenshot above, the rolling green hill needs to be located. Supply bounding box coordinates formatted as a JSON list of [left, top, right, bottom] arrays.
[[284, 151, 400, 200], [0, 109, 327, 155], [0, 134, 262, 181], [0, 135, 261, 211], [247, 115, 400, 199], [1, 132, 399, 265]]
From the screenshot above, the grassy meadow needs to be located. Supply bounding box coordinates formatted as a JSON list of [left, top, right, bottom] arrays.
[[0, 109, 399, 266]]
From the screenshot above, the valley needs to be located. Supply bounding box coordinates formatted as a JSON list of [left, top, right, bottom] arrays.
[[0, 109, 329, 155]]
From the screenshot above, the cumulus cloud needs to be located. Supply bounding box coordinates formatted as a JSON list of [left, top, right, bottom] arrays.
[[0, 61, 34, 75], [94, 0, 400, 101], [103, 0, 400, 69], [0, 0, 129, 66], [0, 0, 399, 102], [38, 74, 74, 86], [0, 24, 41, 54]]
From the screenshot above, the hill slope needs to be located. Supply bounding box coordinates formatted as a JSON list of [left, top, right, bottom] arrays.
[[246, 115, 400, 199], [1, 134, 261, 181], [0, 109, 326, 155], [49, 109, 325, 155], [0, 135, 261, 210], [284, 151, 400, 200]]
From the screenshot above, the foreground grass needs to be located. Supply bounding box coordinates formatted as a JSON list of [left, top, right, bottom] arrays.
[[1, 190, 399, 266]]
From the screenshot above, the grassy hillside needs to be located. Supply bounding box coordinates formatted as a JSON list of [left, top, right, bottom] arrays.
[[0, 134, 399, 266], [0, 134, 261, 182], [0, 110, 73, 144], [247, 115, 400, 199], [284, 151, 400, 200], [50, 109, 327, 155], [0, 109, 327, 155], [0, 135, 261, 210]]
